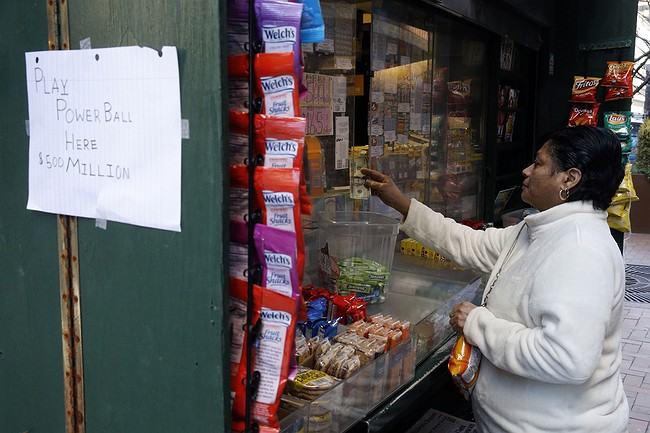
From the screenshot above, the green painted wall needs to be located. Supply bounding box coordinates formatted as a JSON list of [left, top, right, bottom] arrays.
[[1, 1, 230, 432], [65, 1, 231, 431], [0, 3, 67, 432]]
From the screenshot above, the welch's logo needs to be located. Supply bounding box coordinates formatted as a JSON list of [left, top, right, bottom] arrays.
[[261, 75, 294, 94], [262, 25, 297, 43], [261, 307, 292, 326], [263, 191, 294, 207], [265, 251, 292, 268], [266, 139, 298, 156]]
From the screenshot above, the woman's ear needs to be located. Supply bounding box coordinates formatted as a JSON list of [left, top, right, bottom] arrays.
[[565, 167, 582, 189]]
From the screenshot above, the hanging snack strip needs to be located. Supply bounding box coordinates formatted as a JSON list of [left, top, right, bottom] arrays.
[[567, 76, 600, 127], [232, 283, 298, 431], [601, 61, 635, 102], [230, 111, 311, 216], [226, 0, 326, 429], [566, 60, 635, 127]]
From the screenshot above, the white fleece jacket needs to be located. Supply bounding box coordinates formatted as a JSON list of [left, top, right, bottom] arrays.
[[401, 199, 629, 433]]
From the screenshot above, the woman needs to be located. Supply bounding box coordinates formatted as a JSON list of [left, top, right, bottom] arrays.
[[362, 126, 629, 432]]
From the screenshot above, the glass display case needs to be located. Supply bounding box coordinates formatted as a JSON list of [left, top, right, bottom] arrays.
[[279, 259, 484, 433], [301, 0, 489, 222], [280, 2, 494, 430]]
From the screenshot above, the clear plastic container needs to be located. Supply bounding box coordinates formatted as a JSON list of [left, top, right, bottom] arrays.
[[316, 211, 400, 303]]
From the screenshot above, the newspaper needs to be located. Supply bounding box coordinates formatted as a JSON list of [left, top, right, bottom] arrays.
[[405, 409, 478, 433]]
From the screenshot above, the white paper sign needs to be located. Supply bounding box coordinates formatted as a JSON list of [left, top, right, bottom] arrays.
[[25, 46, 182, 231], [335, 116, 349, 170]]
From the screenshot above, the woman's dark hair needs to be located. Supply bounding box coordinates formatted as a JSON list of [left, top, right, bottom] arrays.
[[541, 126, 624, 211]]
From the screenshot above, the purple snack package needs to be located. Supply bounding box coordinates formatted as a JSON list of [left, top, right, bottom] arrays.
[[297, 0, 325, 43], [254, 223, 300, 303], [254, 0, 304, 85], [254, 223, 301, 380]]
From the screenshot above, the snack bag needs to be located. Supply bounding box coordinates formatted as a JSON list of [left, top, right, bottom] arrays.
[[255, 0, 304, 86], [447, 80, 471, 104], [254, 223, 300, 302], [603, 111, 632, 141], [605, 85, 634, 101], [567, 103, 600, 127], [227, 54, 250, 112], [232, 287, 298, 430], [230, 221, 253, 282], [229, 278, 263, 417], [448, 335, 482, 400], [227, 0, 250, 56], [255, 52, 301, 117], [570, 76, 600, 103], [296, 0, 325, 43], [601, 61, 634, 101], [601, 61, 635, 88], [254, 166, 305, 282], [228, 111, 251, 166], [255, 114, 311, 216], [229, 165, 250, 223], [608, 163, 638, 232]]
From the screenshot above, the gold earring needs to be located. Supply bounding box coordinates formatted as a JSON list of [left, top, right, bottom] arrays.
[[559, 188, 570, 201]]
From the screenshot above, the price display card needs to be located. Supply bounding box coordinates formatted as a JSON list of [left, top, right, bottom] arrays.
[[25, 46, 182, 232]]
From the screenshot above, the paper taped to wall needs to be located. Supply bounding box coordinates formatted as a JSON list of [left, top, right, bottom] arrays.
[[25, 45, 182, 232]]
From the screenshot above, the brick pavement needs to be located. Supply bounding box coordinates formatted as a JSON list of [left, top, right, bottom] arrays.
[[624, 232, 650, 433]]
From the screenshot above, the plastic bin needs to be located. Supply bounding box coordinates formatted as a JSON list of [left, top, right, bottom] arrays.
[[316, 211, 400, 303]]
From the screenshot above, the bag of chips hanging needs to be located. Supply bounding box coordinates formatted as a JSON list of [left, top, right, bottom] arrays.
[[605, 85, 634, 101], [601, 61, 635, 87], [567, 103, 600, 127], [229, 278, 263, 421], [603, 111, 632, 141], [570, 76, 600, 103], [229, 165, 251, 224]]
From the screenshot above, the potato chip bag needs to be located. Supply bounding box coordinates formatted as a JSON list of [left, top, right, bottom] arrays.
[[601, 61, 635, 87], [567, 103, 600, 127], [448, 335, 482, 400], [571, 76, 600, 103]]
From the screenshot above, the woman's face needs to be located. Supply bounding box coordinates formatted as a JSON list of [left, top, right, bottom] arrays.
[[521, 142, 568, 211]]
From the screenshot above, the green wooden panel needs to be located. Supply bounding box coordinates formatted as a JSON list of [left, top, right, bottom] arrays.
[[64, 1, 231, 432], [537, 1, 638, 133], [0, 3, 67, 432]]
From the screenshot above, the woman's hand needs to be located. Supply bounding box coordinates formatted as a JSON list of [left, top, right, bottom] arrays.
[[449, 301, 477, 334], [361, 168, 412, 217]]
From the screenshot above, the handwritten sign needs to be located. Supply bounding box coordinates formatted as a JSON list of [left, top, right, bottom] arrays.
[[300, 73, 333, 136], [25, 46, 182, 231]]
